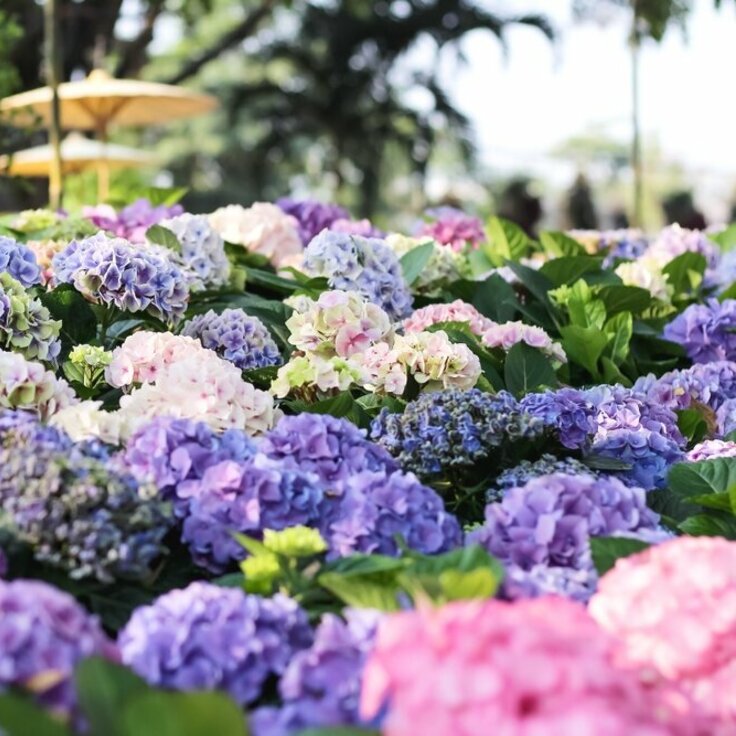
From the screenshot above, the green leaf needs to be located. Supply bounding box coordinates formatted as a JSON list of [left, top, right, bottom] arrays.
[[121, 691, 248, 736], [485, 217, 532, 262], [503, 342, 557, 396], [604, 312, 633, 364], [437, 568, 498, 600], [539, 230, 587, 257], [39, 284, 97, 348], [662, 252, 706, 294], [506, 261, 555, 307], [590, 536, 651, 576], [244, 268, 300, 296], [582, 454, 633, 471], [241, 365, 279, 389], [709, 222, 736, 251], [559, 324, 608, 378], [0, 695, 71, 736], [539, 256, 602, 287], [597, 285, 652, 316], [145, 225, 181, 252], [286, 392, 371, 428], [318, 571, 402, 611], [676, 409, 710, 445], [75, 658, 150, 736], [689, 492, 733, 512], [667, 459, 736, 498], [679, 513, 736, 539], [399, 242, 435, 286], [140, 186, 188, 207], [471, 274, 518, 323], [600, 356, 630, 385]]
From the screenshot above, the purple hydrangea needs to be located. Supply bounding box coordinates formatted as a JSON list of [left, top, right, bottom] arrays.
[[252, 609, 381, 736], [501, 563, 597, 603], [276, 198, 350, 245], [118, 583, 312, 707], [329, 218, 385, 238], [182, 454, 325, 572], [120, 416, 257, 517], [647, 224, 719, 272], [84, 198, 184, 244], [467, 473, 662, 601], [182, 308, 282, 371], [663, 299, 736, 364], [520, 387, 597, 450], [685, 440, 736, 462], [0, 579, 116, 716], [301, 230, 412, 320], [52, 232, 190, 325], [371, 389, 544, 482], [716, 398, 736, 437], [0, 235, 42, 287]]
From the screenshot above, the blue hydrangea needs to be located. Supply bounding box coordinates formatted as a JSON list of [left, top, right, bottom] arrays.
[[52, 232, 190, 324], [301, 230, 412, 320], [520, 387, 597, 450], [182, 308, 282, 371], [119, 583, 313, 707], [0, 235, 41, 287], [664, 298, 736, 364]]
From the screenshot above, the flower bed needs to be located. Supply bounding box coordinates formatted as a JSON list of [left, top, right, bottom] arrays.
[[1, 200, 736, 734]]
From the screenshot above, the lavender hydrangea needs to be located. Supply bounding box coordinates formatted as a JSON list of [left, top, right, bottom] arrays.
[[0, 235, 42, 287], [118, 583, 313, 706], [0, 419, 173, 582], [84, 198, 184, 244], [501, 563, 598, 603], [663, 299, 736, 364], [182, 308, 282, 371], [685, 439, 736, 462], [160, 213, 231, 289], [467, 473, 663, 601], [52, 232, 190, 324], [716, 398, 736, 436], [0, 579, 115, 716], [370, 389, 543, 482], [520, 387, 597, 450], [328, 218, 385, 238], [252, 609, 381, 736], [301, 230, 412, 320], [276, 198, 350, 245]]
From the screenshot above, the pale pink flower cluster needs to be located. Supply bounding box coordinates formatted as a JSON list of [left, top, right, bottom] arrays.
[[481, 321, 567, 364], [208, 203, 302, 268], [361, 597, 712, 736], [50, 400, 125, 445], [402, 300, 494, 335], [105, 331, 208, 388], [685, 439, 736, 462], [26, 239, 65, 285], [590, 536, 736, 723], [285, 290, 392, 357]]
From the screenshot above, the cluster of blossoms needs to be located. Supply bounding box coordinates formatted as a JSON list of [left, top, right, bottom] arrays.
[[119, 583, 313, 707], [301, 230, 413, 320], [271, 353, 367, 399], [664, 299, 736, 364], [159, 212, 231, 289], [645, 224, 719, 272], [50, 400, 125, 445], [65, 343, 112, 388], [415, 206, 485, 251], [615, 256, 672, 301], [183, 308, 282, 371], [685, 439, 736, 462], [361, 596, 712, 736], [371, 389, 543, 482], [0, 272, 61, 363], [10, 208, 62, 233], [0, 579, 115, 717], [276, 198, 349, 245], [52, 232, 190, 325], [590, 536, 736, 722], [0, 235, 42, 287], [83, 197, 183, 243], [0, 350, 77, 419], [0, 413, 173, 582], [209, 202, 302, 268], [25, 238, 66, 284], [569, 228, 649, 260], [481, 321, 567, 363], [384, 234, 464, 294], [253, 609, 382, 735], [468, 473, 665, 602], [329, 218, 384, 238]]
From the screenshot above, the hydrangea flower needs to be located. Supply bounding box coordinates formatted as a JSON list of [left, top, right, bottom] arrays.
[[52, 232, 190, 324], [481, 321, 566, 363], [0, 235, 42, 287], [252, 609, 381, 735], [384, 234, 464, 294], [520, 387, 597, 450], [361, 597, 708, 736], [0, 579, 116, 717], [415, 206, 485, 251], [271, 353, 367, 399], [402, 299, 494, 336], [664, 299, 736, 364], [119, 583, 313, 707], [590, 536, 736, 722], [645, 224, 719, 271], [159, 213, 230, 289], [50, 400, 125, 445], [716, 398, 736, 436], [0, 272, 61, 363], [83, 198, 183, 244], [209, 203, 302, 268], [276, 198, 350, 245], [685, 439, 736, 462], [329, 218, 384, 238], [26, 239, 66, 284], [615, 257, 671, 301], [0, 350, 77, 419], [467, 473, 663, 601], [0, 420, 173, 582], [182, 308, 282, 371], [569, 228, 649, 260], [11, 208, 61, 233], [301, 230, 412, 320]]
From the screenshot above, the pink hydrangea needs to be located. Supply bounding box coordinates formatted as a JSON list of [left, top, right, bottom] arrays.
[[590, 536, 736, 723], [208, 203, 302, 268], [361, 597, 712, 736], [481, 321, 567, 363], [685, 440, 736, 462], [402, 300, 494, 336], [26, 239, 65, 285], [416, 207, 486, 252]]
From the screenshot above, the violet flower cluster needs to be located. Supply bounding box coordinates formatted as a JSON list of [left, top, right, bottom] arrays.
[[685, 440, 736, 462], [664, 298, 736, 364], [182, 308, 282, 371], [119, 583, 313, 707], [301, 230, 412, 320], [83, 198, 184, 244], [276, 198, 349, 245], [520, 387, 597, 450], [52, 232, 190, 324], [0, 235, 42, 287]]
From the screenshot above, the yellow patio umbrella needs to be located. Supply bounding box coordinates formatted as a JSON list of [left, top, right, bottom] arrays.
[[0, 133, 157, 199]]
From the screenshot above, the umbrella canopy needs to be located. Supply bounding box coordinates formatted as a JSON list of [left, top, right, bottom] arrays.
[[0, 133, 156, 176], [0, 69, 217, 132]]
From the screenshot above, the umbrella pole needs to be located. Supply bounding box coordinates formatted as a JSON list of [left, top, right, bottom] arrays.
[[96, 123, 110, 203], [44, 0, 63, 209]]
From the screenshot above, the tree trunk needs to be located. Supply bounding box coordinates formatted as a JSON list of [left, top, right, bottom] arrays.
[[44, 0, 63, 209]]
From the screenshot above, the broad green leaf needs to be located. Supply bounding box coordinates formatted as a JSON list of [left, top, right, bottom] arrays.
[[560, 325, 608, 377], [317, 572, 402, 611], [540, 256, 603, 287], [604, 312, 633, 364], [505, 261, 555, 307], [667, 459, 736, 498], [39, 284, 97, 348], [689, 492, 733, 512], [0, 695, 71, 736], [140, 186, 188, 207], [399, 241, 435, 285], [676, 409, 710, 445], [467, 248, 495, 277], [539, 230, 587, 257], [145, 225, 181, 252], [662, 252, 706, 294], [485, 217, 532, 262], [679, 513, 736, 539], [600, 357, 630, 385], [244, 268, 301, 295], [709, 222, 736, 251], [597, 285, 652, 316], [437, 568, 498, 600], [590, 536, 650, 576], [471, 274, 518, 323], [503, 342, 557, 396]]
